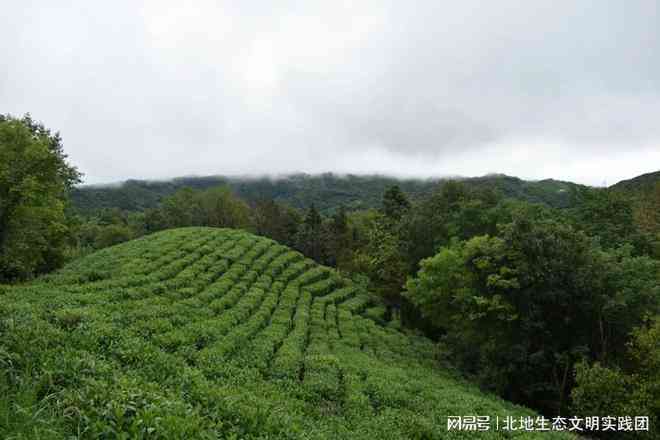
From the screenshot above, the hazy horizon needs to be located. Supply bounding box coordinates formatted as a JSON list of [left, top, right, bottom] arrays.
[[77, 169, 650, 190]]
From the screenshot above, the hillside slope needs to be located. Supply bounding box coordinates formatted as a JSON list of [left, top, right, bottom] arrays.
[[611, 170, 660, 194], [0, 228, 573, 439], [71, 173, 584, 215]]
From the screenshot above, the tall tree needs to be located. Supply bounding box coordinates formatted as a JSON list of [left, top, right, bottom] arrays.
[[0, 114, 81, 281], [402, 181, 503, 270], [198, 186, 251, 229], [326, 206, 351, 267], [362, 216, 409, 317], [381, 185, 410, 222], [295, 204, 326, 262], [252, 198, 300, 247]]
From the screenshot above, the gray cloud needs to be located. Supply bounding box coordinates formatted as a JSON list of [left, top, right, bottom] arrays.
[[1, 0, 659, 185]]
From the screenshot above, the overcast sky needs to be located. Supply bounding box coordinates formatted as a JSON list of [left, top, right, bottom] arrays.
[[2, 1, 659, 186]]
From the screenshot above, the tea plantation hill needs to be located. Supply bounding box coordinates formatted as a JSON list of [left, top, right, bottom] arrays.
[[0, 228, 575, 439]]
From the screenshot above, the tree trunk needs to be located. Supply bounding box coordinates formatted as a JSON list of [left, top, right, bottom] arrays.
[[598, 313, 607, 362], [556, 359, 571, 416]]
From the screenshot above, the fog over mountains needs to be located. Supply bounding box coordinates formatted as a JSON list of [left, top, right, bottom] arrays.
[[2, 1, 660, 185]]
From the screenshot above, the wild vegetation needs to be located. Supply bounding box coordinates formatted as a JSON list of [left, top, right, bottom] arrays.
[[0, 114, 81, 281], [70, 172, 585, 216]]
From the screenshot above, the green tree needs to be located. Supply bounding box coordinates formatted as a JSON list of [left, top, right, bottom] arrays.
[[144, 207, 169, 232], [349, 186, 418, 321], [295, 204, 326, 263], [197, 186, 251, 229], [160, 187, 200, 227], [0, 114, 81, 281], [326, 206, 352, 267], [572, 317, 660, 439], [381, 185, 410, 223], [75, 208, 142, 251], [405, 216, 660, 415], [94, 224, 135, 249], [351, 213, 409, 320], [401, 181, 505, 270], [97, 207, 126, 226], [252, 198, 301, 247], [156, 186, 252, 231]]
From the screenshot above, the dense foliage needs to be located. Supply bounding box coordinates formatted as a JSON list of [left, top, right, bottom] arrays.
[[399, 184, 659, 438], [71, 173, 585, 216], [0, 114, 81, 281], [571, 317, 660, 439], [611, 170, 660, 194], [0, 228, 573, 439], [404, 218, 659, 414]]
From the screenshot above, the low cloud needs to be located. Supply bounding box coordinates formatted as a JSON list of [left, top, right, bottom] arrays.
[[1, 0, 658, 185]]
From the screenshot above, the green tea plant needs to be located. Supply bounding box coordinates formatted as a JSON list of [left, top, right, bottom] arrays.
[[0, 227, 576, 439]]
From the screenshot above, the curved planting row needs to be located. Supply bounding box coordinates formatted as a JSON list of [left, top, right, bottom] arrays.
[[0, 227, 574, 439]]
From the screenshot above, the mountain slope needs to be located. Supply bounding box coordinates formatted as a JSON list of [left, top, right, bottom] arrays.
[[611, 170, 660, 194], [0, 228, 574, 439], [71, 173, 585, 215]]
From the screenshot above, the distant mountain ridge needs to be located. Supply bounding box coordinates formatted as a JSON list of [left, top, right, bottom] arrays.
[[610, 170, 660, 194], [71, 172, 588, 215]]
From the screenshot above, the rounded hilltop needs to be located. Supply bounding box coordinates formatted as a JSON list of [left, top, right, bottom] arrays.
[[1, 227, 575, 439]]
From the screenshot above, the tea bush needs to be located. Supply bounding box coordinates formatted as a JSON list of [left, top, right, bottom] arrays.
[[0, 227, 574, 439]]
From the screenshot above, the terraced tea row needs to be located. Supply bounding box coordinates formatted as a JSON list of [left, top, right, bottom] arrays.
[[0, 228, 574, 439]]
